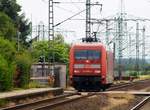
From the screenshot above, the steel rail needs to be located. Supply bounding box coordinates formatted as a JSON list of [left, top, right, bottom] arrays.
[[108, 83, 133, 91], [0, 80, 149, 110], [130, 96, 150, 110], [33, 93, 96, 110], [0, 93, 79, 110], [108, 79, 150, 91]]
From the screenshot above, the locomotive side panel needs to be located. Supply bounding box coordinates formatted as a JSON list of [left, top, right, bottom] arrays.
[[100, 46, 107, 84], [69, 47, 74, 83]]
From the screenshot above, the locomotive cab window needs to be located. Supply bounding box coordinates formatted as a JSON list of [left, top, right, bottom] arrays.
[[74, 50, 100, 60]]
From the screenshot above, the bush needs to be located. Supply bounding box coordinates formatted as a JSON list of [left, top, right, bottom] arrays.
[[31, 40, 69, 63], [0, 12, 17, 40], [0, 55, 15, 91], [0, 99, 8, 107], [0, 38, 16, 63], [28, 81, 47, 88], [15, 52, 32, 88], [129, 72, 139, 77]]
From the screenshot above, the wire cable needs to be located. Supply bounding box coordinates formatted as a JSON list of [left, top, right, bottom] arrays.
[[54, 8, 87, 27], [55, 5, 77, 14]]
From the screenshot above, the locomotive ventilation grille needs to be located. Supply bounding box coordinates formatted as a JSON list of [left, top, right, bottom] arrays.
[[74, 64, 101, 68]]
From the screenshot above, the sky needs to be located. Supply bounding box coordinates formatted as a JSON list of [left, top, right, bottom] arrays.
[[16, 0, 150, 59], [16, 0, 150, 43]]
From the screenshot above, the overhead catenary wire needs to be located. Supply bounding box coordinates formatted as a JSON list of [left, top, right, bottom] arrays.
[[52, 1, 86, 21], [53, 1, 102, 27], [55, 5, 79, 14], [54, 8, 87, 27], [70, 0, 82, 11], [53, 2, 85, 4], [42, 0, 85, 4]]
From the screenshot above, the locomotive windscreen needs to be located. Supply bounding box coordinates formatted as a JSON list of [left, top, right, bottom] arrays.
[[75, 50, 100, 60]]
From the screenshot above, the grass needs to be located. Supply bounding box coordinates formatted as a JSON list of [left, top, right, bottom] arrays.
[[101, 94, 135, 110], [139, 75, 150, 80], [27, 81, 49, 89], [53, 94, 136, 110], [108, 93, 135, 100], [0, 99, 8, 107]]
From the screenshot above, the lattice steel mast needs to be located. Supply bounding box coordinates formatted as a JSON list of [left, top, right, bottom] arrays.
[[142, 26, 145, 71], [117, 0, 125, 80], [135, 22, 139, 75], [48, 0, 54, 40], [86, 0, 91, 39], [117, 16, 123, 80], [48, 0, 55, 75]]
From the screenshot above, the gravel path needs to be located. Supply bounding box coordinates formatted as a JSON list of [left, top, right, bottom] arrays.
[[52, 94, 143, 110]]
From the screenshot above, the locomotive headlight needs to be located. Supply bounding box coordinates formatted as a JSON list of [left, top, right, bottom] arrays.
[[74, 70, 80, 73], [102, 75, 105, 80], [86, 60, 90, 63], [94, 70, 101, 73]]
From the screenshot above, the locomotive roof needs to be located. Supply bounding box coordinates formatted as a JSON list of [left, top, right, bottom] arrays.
[[71, 42, 113, 53], [72, 42, 105, 47]]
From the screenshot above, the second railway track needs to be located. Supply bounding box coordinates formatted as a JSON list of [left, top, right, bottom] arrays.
[[130, 96, 150, 110], [108, 79, 150, 91]]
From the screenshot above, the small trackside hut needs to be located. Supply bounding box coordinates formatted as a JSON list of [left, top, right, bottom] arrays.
[[69, 43, 114, 91]]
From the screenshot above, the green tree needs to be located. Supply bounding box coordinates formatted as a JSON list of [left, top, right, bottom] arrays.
[[0, 37, 16, 63], [54, 34, 65, 44], [18, 13, 31, 47], [0, 0, 31, 47], [0, 37, 33, 90], [0, 12, 17, 40], [31, 41, 49, 62], [15, 52, 32, 88], [0, 54, 15, 91], [32, 40, 69, 63], [0, 38, 16, 91], [0, 0, 21, 21], [52, 41, 69, 63]]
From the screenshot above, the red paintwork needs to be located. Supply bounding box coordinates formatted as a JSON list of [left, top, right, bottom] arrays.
[[69, 43, 113, 85]]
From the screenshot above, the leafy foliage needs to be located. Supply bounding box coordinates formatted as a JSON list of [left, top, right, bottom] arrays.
[[0, 0, 31, 47], [0, 38, 32, 90], [0, 38, 16, 91], [0, 12, 16, 40], [0, 55, 15, 91], [0, 37, 16, 63], [0, 0, 21, 21], [28, 81, 48, 88], [0, 99, 8, 107], [15, 52, 32, 88], [54, 34, 65, 44], [18, 13, 31, 47], [129, 72, 139, 77], [32, 36, 70, 63], [0, 0, 32, 90]]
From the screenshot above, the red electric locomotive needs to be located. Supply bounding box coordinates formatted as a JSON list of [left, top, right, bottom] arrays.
[[69, 42, 114, 91]]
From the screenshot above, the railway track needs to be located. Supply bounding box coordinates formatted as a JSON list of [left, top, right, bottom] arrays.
[[130, 96, 150, 110], [1, 79, 149, 110], [33, 92, 96, 110], [0, 93, 80, 110], [0, 92, 98, 110], [107, 79, 150, 91], [37, 79, 149, 110]]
